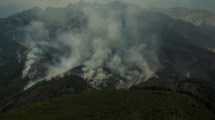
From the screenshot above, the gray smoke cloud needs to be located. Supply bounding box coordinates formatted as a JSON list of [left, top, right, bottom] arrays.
[[22, 1, 160, 90]]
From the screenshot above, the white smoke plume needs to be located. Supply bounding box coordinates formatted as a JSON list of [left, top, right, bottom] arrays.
[[22, 1, 160, 89]]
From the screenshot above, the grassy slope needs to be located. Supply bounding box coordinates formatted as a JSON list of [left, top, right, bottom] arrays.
[[0, 90, 214, 120], [131, 78, 215, 113]]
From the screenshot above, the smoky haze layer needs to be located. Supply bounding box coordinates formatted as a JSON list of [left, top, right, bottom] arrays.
[[22, 1, 160, 89], [1, 0, 215, 18]]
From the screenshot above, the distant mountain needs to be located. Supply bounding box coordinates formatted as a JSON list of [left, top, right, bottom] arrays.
[[149, 7, 215, 27], [149, 8, 215, 42]]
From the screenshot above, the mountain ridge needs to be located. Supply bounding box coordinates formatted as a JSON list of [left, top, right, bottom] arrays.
[[149, 7, 215, 27], [0, 2, 215, 90]]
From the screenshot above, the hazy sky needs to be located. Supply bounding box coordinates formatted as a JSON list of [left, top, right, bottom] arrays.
[[0, 0, 215, 18]]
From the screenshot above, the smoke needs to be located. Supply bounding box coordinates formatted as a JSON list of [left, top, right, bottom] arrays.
[[22, 21, 50, 78], [22, 1, 160, 89]]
